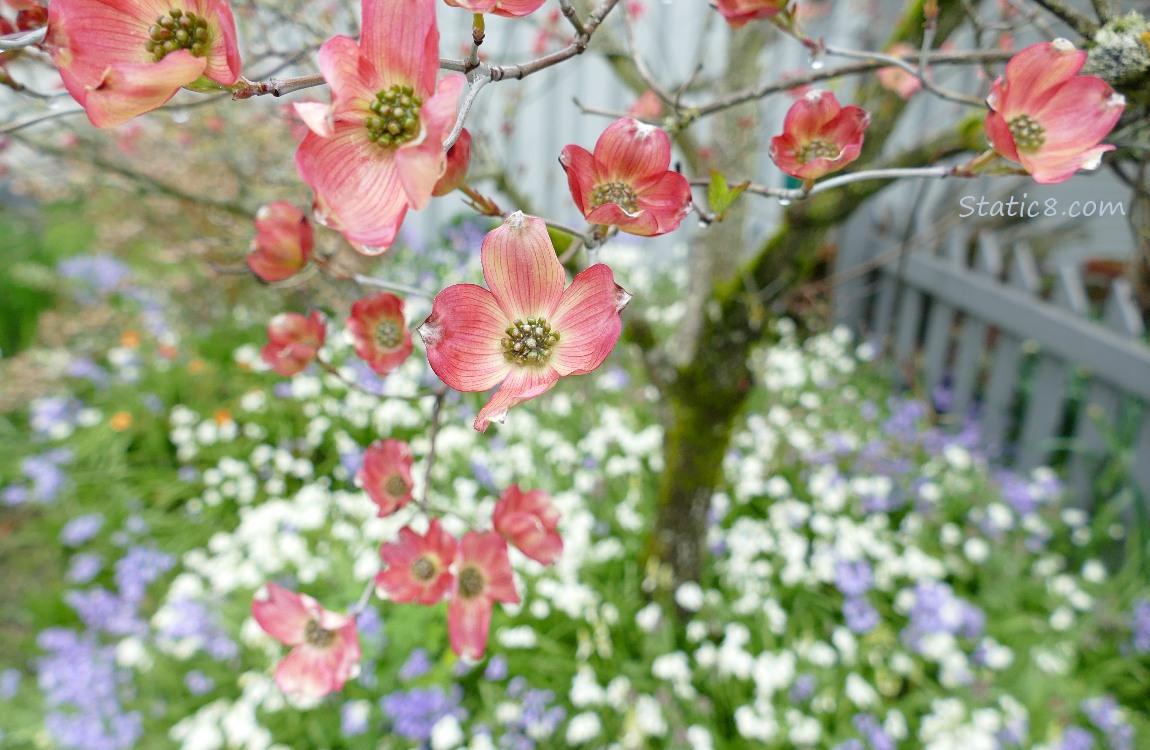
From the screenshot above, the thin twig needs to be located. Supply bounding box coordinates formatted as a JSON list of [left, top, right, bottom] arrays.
[[418, 387, 448, 513], [1029, 0, 1099, 36], [691, 50, 1011, 118], [230, 73, 326, 99], [1089, 0, 1112, 24], [467, 13, 485, 72], [0, 26, 45, 51], [558, 0, 586, 36], [352, 274, 435, 300], [444, 73, 489, 151], [689, 165, 965, 203]]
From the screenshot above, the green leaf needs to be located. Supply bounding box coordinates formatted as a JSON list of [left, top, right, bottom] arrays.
[[707, 169, 749, 221]]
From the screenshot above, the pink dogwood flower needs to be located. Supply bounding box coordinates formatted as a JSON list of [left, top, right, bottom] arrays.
[[560, 117, 692, 236], [493, 485, 563, 566], [375, 518, 458, 604], [769, 90, 870, 181], [294, 0, 465, 254], [357, 438, 414, 517], [876, 43, 922, 100], [418, 212, 631, 432], [251, 583, 361, 699], [443, 0, 545, 18], [247, 201, 314, 283], [346, 292, 413, 375], [713, 0, 790, 28], [432, 128, 471, 197], [261, 311, 325, 377], [448, 531, 519, 661], [984, 39, 1125, 184], [45, 0, 241, 128]]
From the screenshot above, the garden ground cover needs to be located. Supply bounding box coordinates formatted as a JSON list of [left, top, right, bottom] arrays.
[[0, 212, 1148, 750]]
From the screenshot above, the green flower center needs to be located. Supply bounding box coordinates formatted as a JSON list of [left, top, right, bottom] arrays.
[[375, 319, 402, 350], [796, 139, 841, 164], [501, 317, 560, 368], [145, 9, 211, 62], [384, 473, 408, 498], [411, 555, 437, 582], [366, 85, 423, 147], [590, 181, 638, 213], [304, 619, 334, 648], [458, 565, 484, 598], [1008, 114, 1045, 152]]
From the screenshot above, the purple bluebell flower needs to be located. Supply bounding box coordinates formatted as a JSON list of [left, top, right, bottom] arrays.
[[1130, 599, 1150, 654], [789, 673, 816, 703], [1082, 696, 1134, 750], [176, 466, 199, 483], [340, 448, 365, 479], [57, 255, 131, 294], [1060, 726, 1096, 750], [835, 560, 873, 598], [155, 597, 239, 661], [60, 513, 105, 547], [599, 367, 629, 391], [843, 597, 880, 634], [355, 607, 384, 644], [23, 453, 69, 503], [901, 581, 984, 651], [2, 484, 29, 506], [36, 627, 143, 750], [998, 714, 1029, 747], [68, 358, 110, 389], [113, 546, 174, 603], [852, 713, 895, 750], [272, 382, 293, 399], [29, 397, 80, 438], [66, 553, 104, 585], [831, 741, 865, 750], [484, 655, 508, 681], [399, 649, 432, 682], [183, 670, 215, 696], [381, 686, 467, 742], [0, 668, 20, 700], [64, 589, 147, 637], [341, 700, 371, 737]]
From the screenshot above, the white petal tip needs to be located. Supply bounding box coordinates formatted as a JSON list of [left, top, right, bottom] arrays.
[[505, 211, 527, 229], [1051, 38, 1076, 52]]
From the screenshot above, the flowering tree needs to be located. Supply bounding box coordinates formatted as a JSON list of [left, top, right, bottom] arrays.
[[1, 0, 1148, 706]]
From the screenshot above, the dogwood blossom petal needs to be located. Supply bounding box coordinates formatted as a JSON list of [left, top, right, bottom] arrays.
[[481, 213, 565, 322], [549, 265, 628, 376], [594, 118, 671, 185], [474, 367, 559, 433], [421, 284, 512, 392]]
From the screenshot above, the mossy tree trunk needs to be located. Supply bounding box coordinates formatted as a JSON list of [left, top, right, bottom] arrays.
[[641, 0, 980, 595]]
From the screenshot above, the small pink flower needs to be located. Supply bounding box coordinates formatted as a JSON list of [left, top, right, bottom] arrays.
[[357, 438, 414, 517], [627, 90, 664, 120], [375, 518, 458, 604], [713, 0, 789, 28], [346, 292, 413, 376], [560, 118, 692, 237], [45, 0, 241, 128], [443, 0, 545, 18], [247, 201, 314, 283], [493, 485, 562, 566], [432, 128, 471, 197], [876, 44, 922, 100], [984, 39, 1125, 185], [769, 90, 870, 181], [448, 530, 519, 661], [261, 311, 326, 377], [251, 583, 361, 699], [293, 0, 465, 254], [418, 212, 631, 432]]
